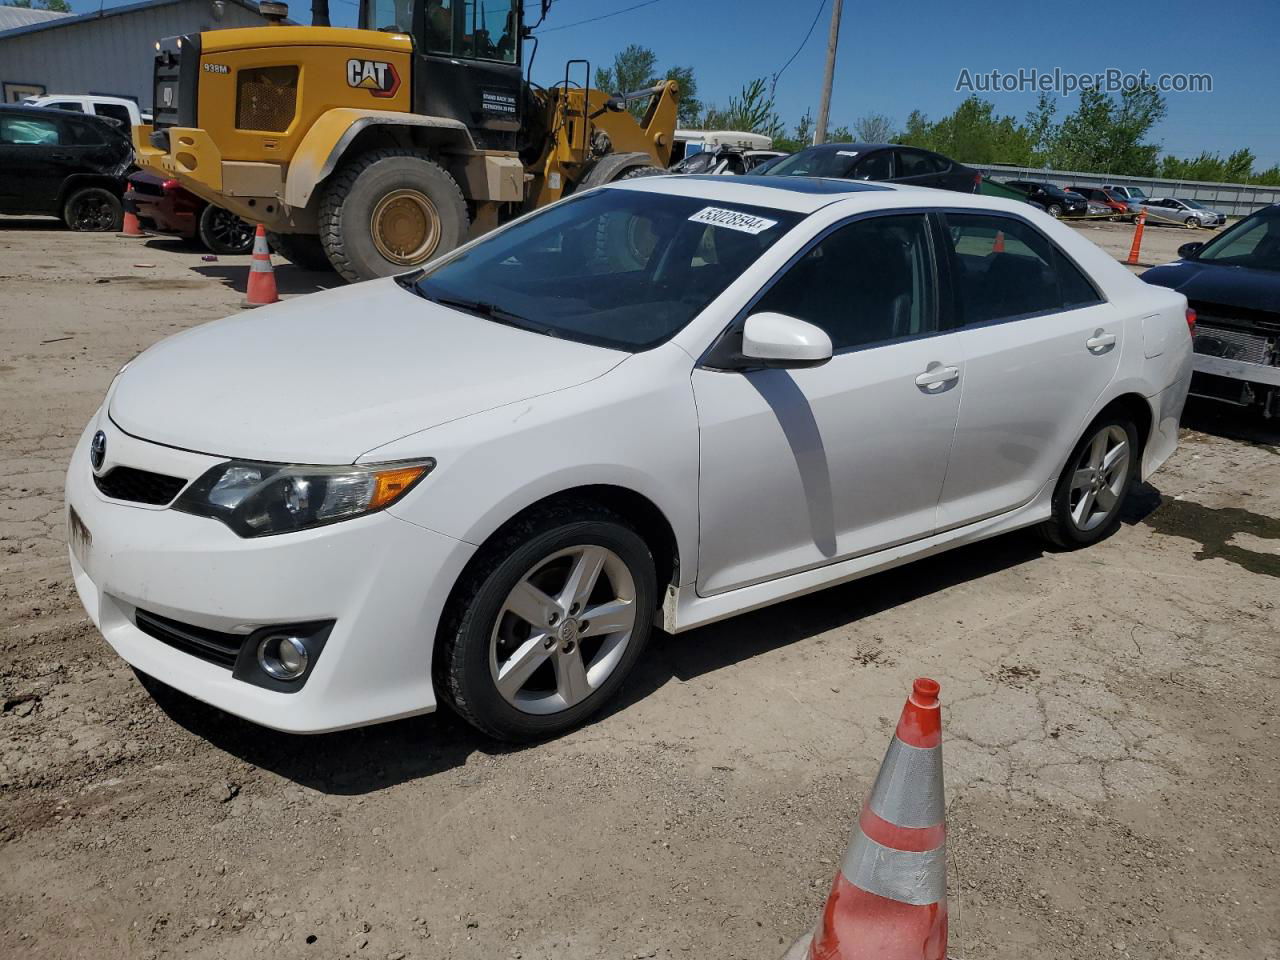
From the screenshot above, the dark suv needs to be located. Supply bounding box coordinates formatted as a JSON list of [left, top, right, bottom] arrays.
[[761, 143, 981, 193], [0, 104, 132, 231], [1004, 181, 1087, 218]]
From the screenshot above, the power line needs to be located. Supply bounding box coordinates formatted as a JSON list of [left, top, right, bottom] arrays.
[[771, 0, 827, 97], [534, 0, 664, 34]]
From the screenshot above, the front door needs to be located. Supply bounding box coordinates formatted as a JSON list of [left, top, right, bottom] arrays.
[[932, 211, 1123, 529], [0, 111, 69, 213], [693, 213, 963, 596]]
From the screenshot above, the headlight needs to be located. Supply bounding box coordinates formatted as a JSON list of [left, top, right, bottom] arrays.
[[173, 459, 434, 537]]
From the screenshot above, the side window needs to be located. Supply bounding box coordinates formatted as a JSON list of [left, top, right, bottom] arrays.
[[851, 151, 892, 181], [0, 114, 63, 145], [46, 101, 85, 113], [424, 0, 518, 62], [939, 213, 1101, 325], [67, 119, 106, 145], [896, 149, 936, 177], [96, 103, 133, 126], [752, 214, 936, 351]]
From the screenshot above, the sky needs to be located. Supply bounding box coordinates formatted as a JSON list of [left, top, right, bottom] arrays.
[[91, 0, 1280, 168]]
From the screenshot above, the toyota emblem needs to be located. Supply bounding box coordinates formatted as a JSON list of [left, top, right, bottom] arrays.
[[90, 430, 107, 472]]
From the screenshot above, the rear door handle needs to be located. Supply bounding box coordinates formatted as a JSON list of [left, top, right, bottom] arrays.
[[1086, 331, 1117, 352], [50, 152, 73, 160], [915, 364, 960, 388]]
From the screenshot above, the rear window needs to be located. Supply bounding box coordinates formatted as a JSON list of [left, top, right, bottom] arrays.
[[939, 213, 1103, 324]]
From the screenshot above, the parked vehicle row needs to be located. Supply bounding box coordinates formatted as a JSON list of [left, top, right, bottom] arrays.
[[66, 176, 1193, 741], [0, 102, 254, 250]]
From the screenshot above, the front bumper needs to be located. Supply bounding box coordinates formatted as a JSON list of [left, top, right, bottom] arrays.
[[65, 412, 476, 733]]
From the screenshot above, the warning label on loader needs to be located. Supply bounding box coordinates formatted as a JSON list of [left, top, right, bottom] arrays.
[[688, 206, 779, 235]]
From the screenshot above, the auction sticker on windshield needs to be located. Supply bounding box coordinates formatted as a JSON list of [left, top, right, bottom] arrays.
[[688, 207, 778, 235]]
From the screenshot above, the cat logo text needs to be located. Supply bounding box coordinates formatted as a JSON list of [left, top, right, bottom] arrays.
[[346, 59, 401, 98]]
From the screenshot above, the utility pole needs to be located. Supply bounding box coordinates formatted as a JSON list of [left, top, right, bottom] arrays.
[[813, 0, 844, 145]]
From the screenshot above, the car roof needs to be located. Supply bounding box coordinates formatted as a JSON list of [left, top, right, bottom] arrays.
[[1, 102, 113, 122], [604, 173, 1042, 219]]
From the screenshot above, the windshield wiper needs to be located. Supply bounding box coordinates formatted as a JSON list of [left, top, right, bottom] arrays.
[[402, 280, 553, 336]]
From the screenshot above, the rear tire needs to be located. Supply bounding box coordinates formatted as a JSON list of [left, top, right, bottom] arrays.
[[64, 187, 122, 232], [1038, 413, 1139, 549], [197, 205, 255, 255], [318, 148, 469, 284], [614, 165, 664, 181], [435, 502, 657, 742], [266, 232, 334, 272]]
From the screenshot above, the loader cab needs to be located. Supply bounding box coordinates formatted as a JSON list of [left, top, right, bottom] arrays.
[[360, 0, 527, 148]]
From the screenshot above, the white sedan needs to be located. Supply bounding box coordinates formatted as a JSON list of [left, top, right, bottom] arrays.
[[65, 176, 1193, 741]]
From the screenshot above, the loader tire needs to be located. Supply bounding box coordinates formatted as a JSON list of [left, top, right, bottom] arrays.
[[318, 148, 469, 284], [266, 232, 333, 271], [614, 165, 664, 181]]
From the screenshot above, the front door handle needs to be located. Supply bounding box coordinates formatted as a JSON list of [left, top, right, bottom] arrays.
[[915, 364, 960, 389], [1086, 331, 1117, 352]]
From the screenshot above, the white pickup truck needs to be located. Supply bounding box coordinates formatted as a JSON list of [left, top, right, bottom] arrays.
[[20, 94, 150, 128]]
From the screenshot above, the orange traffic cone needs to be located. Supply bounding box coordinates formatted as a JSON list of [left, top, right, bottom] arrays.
[[797, 678, 948, 960], [1126, 211, 1147, 266], [991, 230, 1005, 253], [117, 201, 146, 238], [242, 224, 279, 308]]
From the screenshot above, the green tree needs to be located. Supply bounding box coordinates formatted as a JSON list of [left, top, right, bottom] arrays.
[[1049, 85, 1165, 175], [701, 77, 784, 140], [896, 97, 1037, 165], [594, 45, 699, 125], [774, 110, 813, 152]]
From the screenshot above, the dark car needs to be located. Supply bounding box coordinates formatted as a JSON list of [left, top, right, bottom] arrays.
[[126, 171, 254, 255], [1004, 181, 1087, 218], [1142, 204, 1280, 416], [1066, 185, 1137, 221], [761, 143, 981, 193], [0, 104, 131, 231]]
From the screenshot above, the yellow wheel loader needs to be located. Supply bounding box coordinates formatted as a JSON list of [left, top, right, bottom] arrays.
[[132, 0, 678, 282]]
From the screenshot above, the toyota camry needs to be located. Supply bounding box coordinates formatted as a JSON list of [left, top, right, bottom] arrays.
[[65, 175, 1193, 741]]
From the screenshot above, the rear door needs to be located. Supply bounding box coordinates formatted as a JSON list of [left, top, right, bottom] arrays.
[[693, 212, 963, 594], [893, 148, 947, 189], [933, 211, 1120, 528], [0, 111, 71, 213]]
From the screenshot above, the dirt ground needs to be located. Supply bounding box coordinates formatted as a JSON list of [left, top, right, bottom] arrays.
[[1, 217, 1277, 960]]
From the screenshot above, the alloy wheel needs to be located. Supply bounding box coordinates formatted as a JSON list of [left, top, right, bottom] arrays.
[[209, 208, 254, 252], [489, 545, 638, 715], [71, 195, 116, 231], [1068, 425, 1131, 532]]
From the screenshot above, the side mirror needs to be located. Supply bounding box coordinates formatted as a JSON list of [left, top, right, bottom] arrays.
[[1177, 241, 1204, 260], [741, 312, 833, 368]]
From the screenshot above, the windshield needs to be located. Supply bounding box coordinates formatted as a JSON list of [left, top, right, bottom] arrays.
[[1128, 188, 1147, 199], [1195, 206, 1280, 271], [763, 145, 861, 179], [413, 188, 803, 351]]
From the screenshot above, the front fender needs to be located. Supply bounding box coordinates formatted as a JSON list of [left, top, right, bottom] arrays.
[[284, 108, 476, 208]]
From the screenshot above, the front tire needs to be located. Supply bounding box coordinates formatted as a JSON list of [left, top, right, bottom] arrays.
[[318, 148, 469, 284], [1047, 203, 1063, 218], [436, 503, 657, 742], [1039, 414, 1139, 549], [64, 187, 122, 232]]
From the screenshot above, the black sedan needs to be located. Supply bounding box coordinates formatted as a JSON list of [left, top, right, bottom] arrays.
[[1142, 204, 1280, 416], [761, 143, 981, 193], [0, 104, 131, 231], [1004, 181, 1088, 218]]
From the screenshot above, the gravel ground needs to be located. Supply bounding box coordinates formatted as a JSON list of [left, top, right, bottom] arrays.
[[1, 217, 1276, 960]]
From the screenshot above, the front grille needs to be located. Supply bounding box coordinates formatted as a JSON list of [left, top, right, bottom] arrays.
[[93, 466, 186, 505], [135, 609, 245, 669], [236, 66, 298, 132], [1194, 322, 1275, 366]]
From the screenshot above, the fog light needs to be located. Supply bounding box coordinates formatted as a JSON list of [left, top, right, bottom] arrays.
[[257, 634, 308, 680]]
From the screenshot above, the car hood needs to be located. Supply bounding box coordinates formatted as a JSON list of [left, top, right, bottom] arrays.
[[109, 279, 627, 463], [1141, 260, 1280, 315]]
